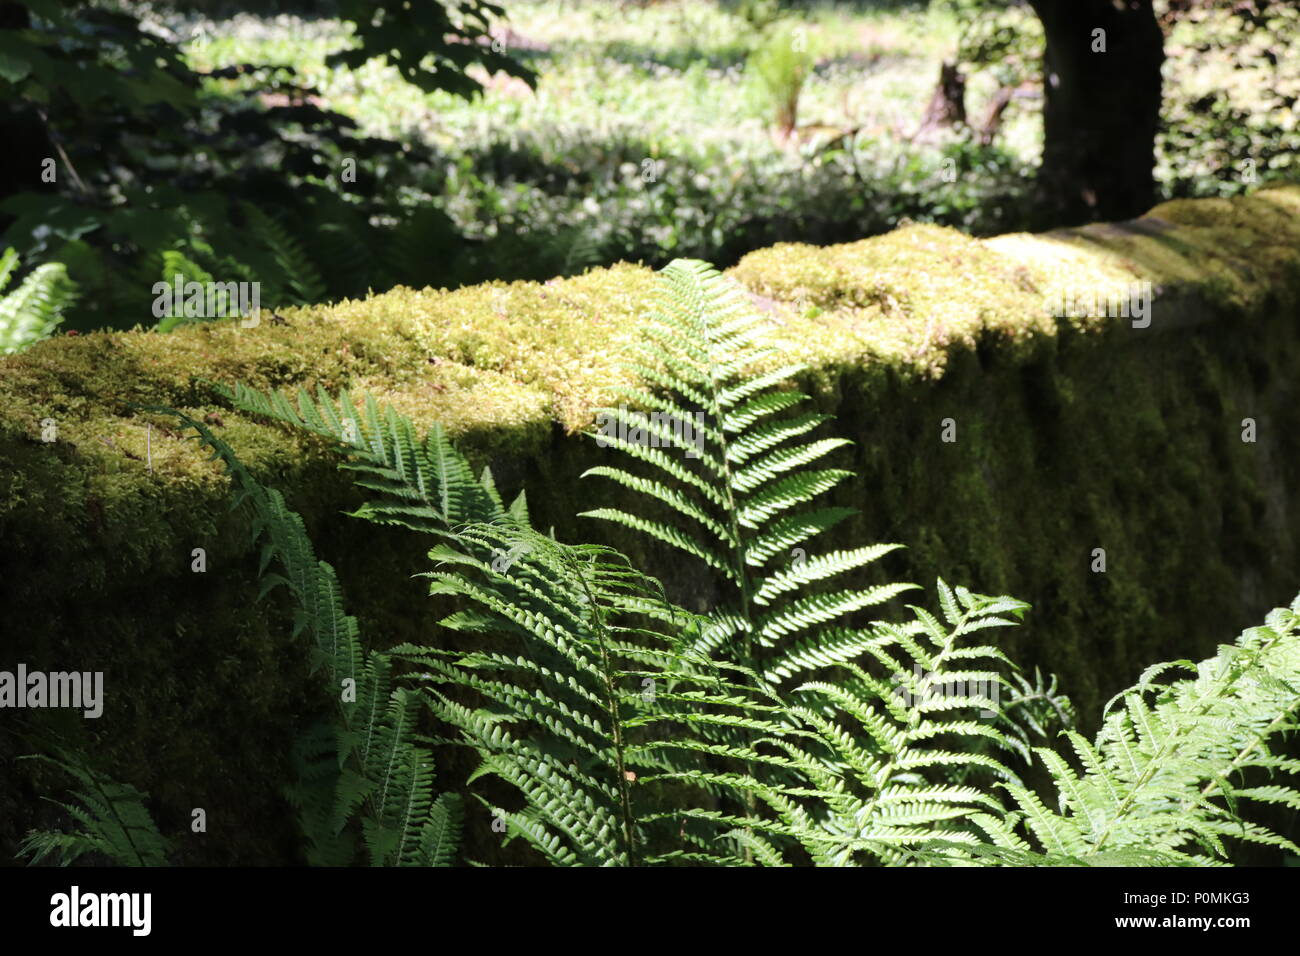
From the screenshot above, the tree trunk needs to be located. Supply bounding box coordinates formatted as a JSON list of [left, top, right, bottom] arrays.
[[915, 61, 967, 139], [1027, 0, 1165, 226]]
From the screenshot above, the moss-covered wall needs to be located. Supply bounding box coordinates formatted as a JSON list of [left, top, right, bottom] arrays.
[[1, 186, 1298, 864]]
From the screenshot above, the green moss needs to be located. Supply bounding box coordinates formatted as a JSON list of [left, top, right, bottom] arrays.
[[2, 185, 1299, 863]]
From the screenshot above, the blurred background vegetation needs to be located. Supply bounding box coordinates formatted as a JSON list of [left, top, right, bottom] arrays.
[[0, 0, 1295, 340]]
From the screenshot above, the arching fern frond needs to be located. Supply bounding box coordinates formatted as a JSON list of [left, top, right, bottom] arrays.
[[394, 520, 802, 866], [239, 202, 329, 308], [147, 406, 463, 867], [212, 381, 514, 534], [17, 750, 171, 867], [928, 593, 1300, 866], [578, 260, 1057, 856], [580, 258, 915, 682], [693, 581, 1034, 865]]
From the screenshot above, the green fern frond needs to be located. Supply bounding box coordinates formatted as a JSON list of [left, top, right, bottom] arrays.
[[578, 260, 1052, 860], [239, 201, 328, 307], [212, 382, 511, 534], [150, 406, 462, 867], [940, 594, 1300, 865], [0, 248, 78, 354], [728, 583, 1032, 864], [17, 750, 170, 867], [394, 520, 805, 866], [581, 258, 913, 686]]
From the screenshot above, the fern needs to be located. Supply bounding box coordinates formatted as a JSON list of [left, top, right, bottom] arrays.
[[559, 227, 606, 277], [208, 381, 779, 862], [239, 202, 329, 307], [152, 246, 217, 333], [383, 206, 465, 291], [184, 258, 1300, 869], [924, 594, 1300, 866], [0, 248, 78, 354], [17, 750, 171, 867], [301, 208, 380, 300], [583, 258, 913, 685], [146, 406, 464, 866], [578, 259, 1035, 852], [211, 380, 515, 534], [394, 520, 798, 866], [671, 581, 1037, 865], [205, 266, 1060, 866]]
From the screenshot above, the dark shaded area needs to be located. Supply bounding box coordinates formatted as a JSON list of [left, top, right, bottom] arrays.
[[1027, 0, 1165, 225]]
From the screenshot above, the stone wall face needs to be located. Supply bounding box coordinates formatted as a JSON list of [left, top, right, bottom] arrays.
[[2, 186, 1297, 863]]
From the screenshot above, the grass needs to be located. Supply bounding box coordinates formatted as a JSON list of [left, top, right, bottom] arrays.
[[144, 0, 1296, 278], [180, 2, 1007, 148], [159, 1, 1039, 271]]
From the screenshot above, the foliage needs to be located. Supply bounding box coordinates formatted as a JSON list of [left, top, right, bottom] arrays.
[[177, 1, 1037, 282], [945, 0, 1300, 194], [21, 402, 472, 866], [9, 0, 1295, 329], [747, 20, 817, 139], [926, 595, 1300, 865], [681, 582, 1041, 865], [0, 1, 197, 126], [578, 259, 1048, 854], [1156, 0, 1300, 195], [212, 258, 1300, 867], [945, 0, 1041, 91], [328, 0, 534, 98], [0, 0, 526, 331], [216, 370, 1054, 867], [0, 246, 76, 353], [153, 406, 468, 866], [207, 381, 512, 534], [17, 750, 171, 867], [582, 259, 913, 682], [725, 0, 785, 35], [396, 523, 770, 865], [207, 379, 765, 865]]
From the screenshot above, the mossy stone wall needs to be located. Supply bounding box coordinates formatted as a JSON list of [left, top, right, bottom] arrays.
[[1, 186, 1298, 864]]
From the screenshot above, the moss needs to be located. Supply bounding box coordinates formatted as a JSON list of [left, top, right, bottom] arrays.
[[2, 185, 1299, 863], [993, 186, 1300, 319]]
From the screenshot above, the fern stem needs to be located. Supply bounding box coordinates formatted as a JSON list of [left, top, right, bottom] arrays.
[[569, 548, 640, 867], [699, 310, 764, 860]]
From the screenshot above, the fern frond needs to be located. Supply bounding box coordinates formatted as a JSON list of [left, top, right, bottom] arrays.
[[0, 249, 77, 354], [577, 260, 1056, 860], [212, 382, 511, 534], [944, 595, 1300, 865], [17, 751, 170, 867], [690, 582, 1035, 865], [393, 520, 802, 866], [239, 202, 328, 307], [151, 406, 462, 866]]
